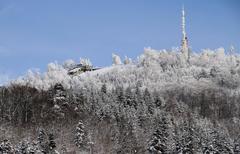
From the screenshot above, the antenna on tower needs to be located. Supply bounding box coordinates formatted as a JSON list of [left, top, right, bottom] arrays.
[[182, 5, 186, 39], [181, 5, 189, 60]]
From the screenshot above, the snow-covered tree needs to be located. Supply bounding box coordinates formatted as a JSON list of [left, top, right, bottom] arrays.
[[48, 133, 57, 153], [204, 130, 233, 153], [0, 139, 14, 154], [15, 140, 38, 154], [74, 121, 89, 150], [148, 117, 169, 154], [80, 58, 92, 67], [233, 142, 240, 153], [36, 129, 59, 154], [37, 129, 48, 153], [229, 45, 235, 55], [178, 122, 195, 154], [51, 83, 68, 119], [124, 87, 133, 107], [15, 141, 28, 154], [63, 59, 76, 69], [101, 84, 107, 94], [124, 56, 132, 65], [144, 88, 154, 114], [112, 53, 122, 65]]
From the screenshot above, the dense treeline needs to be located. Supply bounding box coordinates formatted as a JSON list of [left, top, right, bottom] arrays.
[[1, 81, 240, 153]]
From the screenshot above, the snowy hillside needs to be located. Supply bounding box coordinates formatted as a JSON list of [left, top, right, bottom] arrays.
[[1, 47, 240, 153], [14, 47, 240, 92]]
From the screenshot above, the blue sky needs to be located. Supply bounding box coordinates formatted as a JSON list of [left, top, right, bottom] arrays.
[[0, 0, 239, 83]]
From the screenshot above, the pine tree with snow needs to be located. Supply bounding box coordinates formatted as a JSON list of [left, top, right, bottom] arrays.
[[0, 139, 14, 154], [48, 133, 56, 151], [37, 129, 46, 145], [234, 142, 240, 154], [202, 129, 233, 154], [133, 82, 142, 109], [48, 133, 59, 154], [27, 142, 38, 154], [15, 140, 37, 154], [16, 141, 27, 154], [153, 91, 164, 108], [173, 113, 200, 154], [233, 137, 240, 153], [74, 120, 89, 151], [60, 144, 67, 154], [124, 87, 133, 107], [101, 84, 107, 94], [116, 86, 125, 105], [210, 130, 233, 153], [37, 131, 59, 154], [51, 83, 68, 120], [148, 117, 169, 154], [37, 129, 48, 154], [144, 88, 154, 114], [182, 122, 194, 154]]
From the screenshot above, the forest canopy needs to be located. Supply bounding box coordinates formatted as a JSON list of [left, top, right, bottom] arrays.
[[1, 47, 240, 153]]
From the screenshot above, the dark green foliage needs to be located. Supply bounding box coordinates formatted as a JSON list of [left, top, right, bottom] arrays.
[[48, 133, 56, 150], [178, 122, 195, 154], [234, 143, 240, 153], [37, 129, 48, 153], [144, 88, 154, 114], [17, 142, 28, 154], [204, 130, 233, 153], [37, 129, 58, 153], [0, 139, 13, 154], [148, 117, 169, 154], [15, 141, 37, 154], [101, 84, 107, 94], [124, 87, 133, 107], [37, 129, 46, 145], [116, 86, 125, 104]]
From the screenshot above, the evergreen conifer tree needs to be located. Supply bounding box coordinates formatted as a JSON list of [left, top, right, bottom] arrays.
[[101, 84, 107, 94], [48, 133, 56, 150], [74, 120, 89, 151], [125, 87, 133, 107], [0, 139, 13, 154], [37, 129, 47, 153], [144, 88, 154, 114], [148, 117, 169, 153]]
